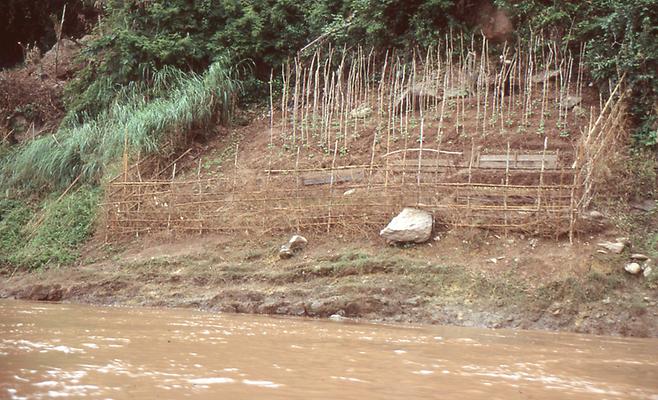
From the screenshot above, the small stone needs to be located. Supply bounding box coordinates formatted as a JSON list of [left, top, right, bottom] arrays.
[[404, 296, 422, 307], [597, 241, 625, 254], [586, 210, 604, 219], [329, 314, 348, 322], [572, 105, 586, 116], [630, 199, 657, 212], [596, 250, 608, 254], [444, 86, 470, 99], [350, 106, 372, 119], [643, 266, 653, 278], [531, 70, 560, 84], [563, 96, 582, 109], [343, 189, 356, 196], [624, 262, 642, 275], [278, 244, 294, 259], [288, 235, 308, 251], [615, 237, 631, 246], [630, 253, 649, 261], [396, 82, 441, 110]]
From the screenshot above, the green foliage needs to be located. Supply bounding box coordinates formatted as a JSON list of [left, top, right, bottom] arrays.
[[578, 0, 657, 146], [2, 60, 239, 192], [497, 0, 658, 146], [66, 0, 476, 117], [0, 199, 33, 265], [66, 0, 311, 117], [0, 186, 100, 269]]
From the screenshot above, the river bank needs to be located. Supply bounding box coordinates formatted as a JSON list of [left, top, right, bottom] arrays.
[[2, 229, 656, 338]]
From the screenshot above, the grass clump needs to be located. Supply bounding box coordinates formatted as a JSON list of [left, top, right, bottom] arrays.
[[0, 199, 33, 266], [1, 186, 100, 269], [1, 60, 239, 193]]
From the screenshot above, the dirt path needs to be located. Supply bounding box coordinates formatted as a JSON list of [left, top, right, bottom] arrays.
[[2, 230, 656, 338]]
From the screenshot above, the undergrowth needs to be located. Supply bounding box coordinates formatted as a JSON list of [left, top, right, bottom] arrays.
[[0, 186, 100, 269]]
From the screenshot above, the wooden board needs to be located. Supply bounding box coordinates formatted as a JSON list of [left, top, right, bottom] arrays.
[[302, 169, 365, 186], [389, 153, 559, 171], [388, 158, 456, 171], [477, 154, 558, 170]]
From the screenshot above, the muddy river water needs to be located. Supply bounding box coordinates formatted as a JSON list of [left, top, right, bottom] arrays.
[[1, 300, 657, 399]]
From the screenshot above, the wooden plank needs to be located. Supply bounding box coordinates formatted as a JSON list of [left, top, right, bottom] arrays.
[[389, 153, 559, 171], [478, 154, 558, 170], [479, 154, 557, 161], [302, 169, 365, 186]]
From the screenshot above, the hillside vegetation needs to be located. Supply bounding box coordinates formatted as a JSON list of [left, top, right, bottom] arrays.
[[0, 0, 656, 270]]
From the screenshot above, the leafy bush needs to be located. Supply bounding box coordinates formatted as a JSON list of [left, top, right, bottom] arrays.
[[66, 0, 311, 117], [580, 0, 658, 146], [66, 0, 481, 117]]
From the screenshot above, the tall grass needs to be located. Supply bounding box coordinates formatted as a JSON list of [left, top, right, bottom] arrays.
[[0, 60, 239, 192]]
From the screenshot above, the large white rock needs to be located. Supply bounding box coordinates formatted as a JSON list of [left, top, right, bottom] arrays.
[[380, 208, 433, 243]]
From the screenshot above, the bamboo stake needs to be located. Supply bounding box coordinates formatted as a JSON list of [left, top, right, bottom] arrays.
[[295, 146, 301, 232], [268, 70, 274, 181], [326, 140, 339, 232], [504, 141, 511, 236]]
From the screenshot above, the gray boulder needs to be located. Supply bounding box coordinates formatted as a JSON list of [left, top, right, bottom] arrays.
[[380, 208, 433, 244]]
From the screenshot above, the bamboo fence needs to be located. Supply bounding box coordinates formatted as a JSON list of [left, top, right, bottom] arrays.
[[103, 36, 626, 242]]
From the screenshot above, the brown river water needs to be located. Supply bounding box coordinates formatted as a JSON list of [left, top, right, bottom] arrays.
[[1, 300, 657, 399]]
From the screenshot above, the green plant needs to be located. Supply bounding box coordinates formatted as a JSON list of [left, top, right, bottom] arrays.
[[1, 60, 239, 193], [498, 0, 658, 147], [1, 186, 100, 269], [0, 199, 32, 266]]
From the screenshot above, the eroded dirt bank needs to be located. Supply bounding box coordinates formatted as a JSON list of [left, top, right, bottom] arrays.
[[1, 231, 657, 337]]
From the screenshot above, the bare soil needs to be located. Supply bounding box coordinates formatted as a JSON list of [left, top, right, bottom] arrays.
[[2, 228, 656, 338], [0, 38, 82, 143]]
